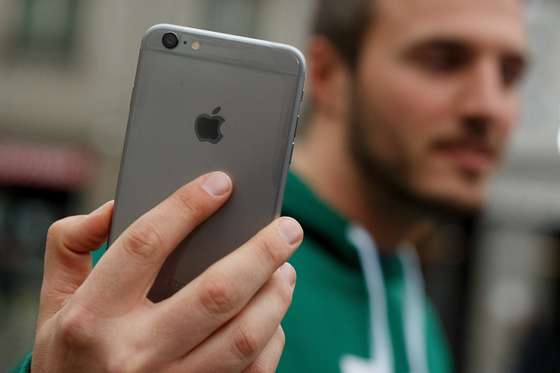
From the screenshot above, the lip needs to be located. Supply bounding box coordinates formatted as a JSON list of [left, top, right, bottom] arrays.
[[434, 142, 497, 173]]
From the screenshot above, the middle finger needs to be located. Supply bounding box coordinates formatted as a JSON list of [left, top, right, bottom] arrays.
[[148, 217, 302, 361], [169, 263, 296, 372]]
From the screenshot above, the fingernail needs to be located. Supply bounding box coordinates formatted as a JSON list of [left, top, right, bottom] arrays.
[[278, 217, 303, 245], [278, 262, 296, 286], [202, 172, 232, 197]]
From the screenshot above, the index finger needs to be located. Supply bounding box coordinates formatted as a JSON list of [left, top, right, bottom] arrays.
[[76, 172, 233, 313], [146, 217, 303, 361]]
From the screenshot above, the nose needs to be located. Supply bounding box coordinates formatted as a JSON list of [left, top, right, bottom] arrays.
[[458, 58, 513, 133]]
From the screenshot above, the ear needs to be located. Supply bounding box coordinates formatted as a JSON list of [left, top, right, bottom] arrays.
[[307, 36, 353, 124]]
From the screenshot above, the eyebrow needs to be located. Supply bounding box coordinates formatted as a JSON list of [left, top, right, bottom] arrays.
[[404, 36, 530, 65], [410, 38, 472, 52]]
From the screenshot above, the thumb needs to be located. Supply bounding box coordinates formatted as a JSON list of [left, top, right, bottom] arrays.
[[38, 201, 114, 326]]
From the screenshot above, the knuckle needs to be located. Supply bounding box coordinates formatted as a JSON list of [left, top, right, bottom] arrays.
[[46, 219, 68, 246], [172, 188, 206, 222], [244, 362, 268, 373], [57, 306, 95, 348], [122, 222, 164, 261], [245, 329, 285, 373], [255, 234, 285, 269], [274, 279, 294, 310], [198, 277, 239, 317], [104, 341, 155, 373], [232, 325, 260, 360], [105, 355, 143, 373], [245, 329, 286, 373]]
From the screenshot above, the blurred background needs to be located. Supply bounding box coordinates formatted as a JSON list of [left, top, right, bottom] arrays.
[[0, 0, 558, 372]]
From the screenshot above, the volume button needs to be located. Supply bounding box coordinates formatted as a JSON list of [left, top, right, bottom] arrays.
[[288, 142, 295, 165], [293, 115, 300, 140]]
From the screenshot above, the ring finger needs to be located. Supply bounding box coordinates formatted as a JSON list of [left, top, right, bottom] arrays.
[[169, 263, 296, 372]]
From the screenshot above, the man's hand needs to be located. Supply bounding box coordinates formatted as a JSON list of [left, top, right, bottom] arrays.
[[31, 172, 302, 373]]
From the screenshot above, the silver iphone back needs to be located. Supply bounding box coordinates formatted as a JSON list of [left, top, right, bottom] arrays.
[[108, 24, 306, 302]]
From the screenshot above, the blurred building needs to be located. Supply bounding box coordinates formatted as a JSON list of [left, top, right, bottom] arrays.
[[0, 0, 313, 369], [0, 0, 313, 208], [0, 0, 558, 372]]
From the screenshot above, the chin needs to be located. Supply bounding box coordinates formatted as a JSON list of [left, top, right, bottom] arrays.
[[413, 177, 489, 218]]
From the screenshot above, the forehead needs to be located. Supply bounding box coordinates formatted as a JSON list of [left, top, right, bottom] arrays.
[[373, 0, 527, 51]]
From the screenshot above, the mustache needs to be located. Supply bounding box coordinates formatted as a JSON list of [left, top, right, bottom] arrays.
[[432, 134, 501, 158]]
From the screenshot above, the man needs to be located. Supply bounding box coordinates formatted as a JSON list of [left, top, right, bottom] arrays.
[[13, 0, 528, 372], [278, 0, 527, 372]]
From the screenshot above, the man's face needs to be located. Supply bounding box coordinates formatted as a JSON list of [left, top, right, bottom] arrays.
[[350, 0, 528, 214]]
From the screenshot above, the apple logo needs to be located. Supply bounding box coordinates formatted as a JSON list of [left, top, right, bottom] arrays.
[[195, 106, 226, 144]]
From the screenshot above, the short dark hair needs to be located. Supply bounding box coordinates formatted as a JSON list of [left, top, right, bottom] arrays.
[[312, 0, 374, 68]]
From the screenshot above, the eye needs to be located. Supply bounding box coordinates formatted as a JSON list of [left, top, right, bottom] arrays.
[[501, 56, 527, 88], [410, 43, 472, 74]]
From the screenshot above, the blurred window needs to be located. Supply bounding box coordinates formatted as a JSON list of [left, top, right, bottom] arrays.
[[12, 0, 81, 62], [204, 0, 259, 37]]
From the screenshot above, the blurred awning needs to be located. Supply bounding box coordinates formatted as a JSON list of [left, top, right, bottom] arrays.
[[0, 139, 97, 191]]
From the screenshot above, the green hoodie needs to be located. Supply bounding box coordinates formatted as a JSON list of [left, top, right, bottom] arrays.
[[277, 172, 451, 373], [12, 172, 451, 373]]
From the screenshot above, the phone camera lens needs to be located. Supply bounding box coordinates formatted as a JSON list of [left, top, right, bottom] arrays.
[[162, 32, 179, 49]]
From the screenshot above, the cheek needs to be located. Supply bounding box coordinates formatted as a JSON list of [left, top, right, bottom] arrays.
[[378, 69, 458, 130], [361, 67, 456, 164], [501, 98, 520, 140]]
